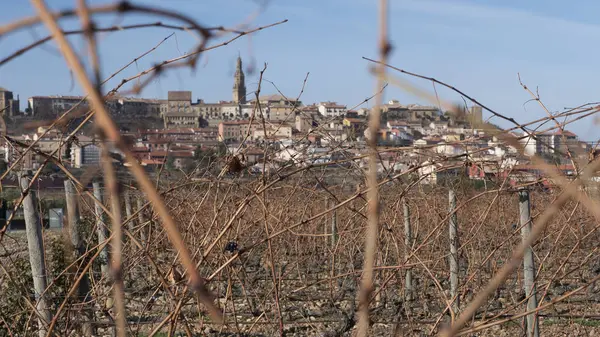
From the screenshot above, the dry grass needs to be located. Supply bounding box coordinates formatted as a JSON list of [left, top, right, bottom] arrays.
[[0, 1, 598, 336]]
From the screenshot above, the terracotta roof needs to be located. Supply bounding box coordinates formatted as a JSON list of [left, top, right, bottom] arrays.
[[141, 159, 164, 165], [149, 151, 168, 157], [171, 145, 194, 151], [148, 139, 171, 144], [171, 151, 194, 157], [168, 91, 192, 101], [555, 130, 577, 137]]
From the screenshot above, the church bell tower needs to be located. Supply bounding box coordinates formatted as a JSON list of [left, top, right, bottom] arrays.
[[232, 56, 246, 104]]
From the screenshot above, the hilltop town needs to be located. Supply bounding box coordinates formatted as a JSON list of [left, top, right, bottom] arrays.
[[0, 57, 594, 186]]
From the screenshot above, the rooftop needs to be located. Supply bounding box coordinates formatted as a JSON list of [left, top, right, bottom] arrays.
[[319, 101, 346, 108], [168, 91, 192, 101], [555, 130, 578, 138], [257, 94, 299, 102]]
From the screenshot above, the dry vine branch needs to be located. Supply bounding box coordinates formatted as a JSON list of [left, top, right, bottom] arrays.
[[29, 0, 223, 323], [357, 2, 389, 336]]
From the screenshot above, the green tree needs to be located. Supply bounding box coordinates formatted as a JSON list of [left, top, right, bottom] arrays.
[[194, 145, 204, 161], [165, 154, 176, 170], [215, 143, 227, 156], [41, 162, 60, 175]]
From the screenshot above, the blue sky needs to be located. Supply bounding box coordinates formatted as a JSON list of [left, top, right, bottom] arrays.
[[0, 0, 599, 140]]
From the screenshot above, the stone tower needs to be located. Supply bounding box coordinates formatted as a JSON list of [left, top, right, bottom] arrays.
[[232, 56, 246, 104]]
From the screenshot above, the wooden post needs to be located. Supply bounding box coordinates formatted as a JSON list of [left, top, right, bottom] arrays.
[[64, 180, 94, 336], [403, 199, 413, 301], [136, 194, 147, 243], [448, 189, 459, 314], [519, 188, 540, 337], [330, 198, 338, 248], [93, 181, 109, 279], [64, 180, 81, 251], [124, 191, 133, 232], [21, 172, 51, 337]]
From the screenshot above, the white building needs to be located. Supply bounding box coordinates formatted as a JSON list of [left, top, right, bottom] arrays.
[[71, 143, 101, 168], [434, 143, 465, 156], [417, 161, 462, 185], [519, 134, 537, 156], [220, 102, 241, 119], [317, 102, 347, 117]]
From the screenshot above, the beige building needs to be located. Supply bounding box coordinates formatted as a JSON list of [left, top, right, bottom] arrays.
[[28, 95, 89, 117], [295, 115, 312, 133], [115, 97, 166, 117], [252, 124, 293, 141], [468, 105, 483, 126], [27, 94, 163, 118], [163, 91, 201, 128], [218, 121, 264, 142], [218, 121, 244, 141], [164, 112, 201, 128], [0, 87, 20, 117], [253, 94, 301, 121]]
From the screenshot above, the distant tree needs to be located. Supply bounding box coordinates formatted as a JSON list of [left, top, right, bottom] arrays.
[[166, 154, 176, 170], [41, 162, 60, 175], [182, 158, 196, 173], [542, 153, 562, 165], [199, 117, 209, 127], [63, 141, 72, 160], [0, 161, 7, 175], [193, 145, 203, 161], [412, 130, 424, 140], [193, 146, 213, 169], [216, 143, 227, 157]]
